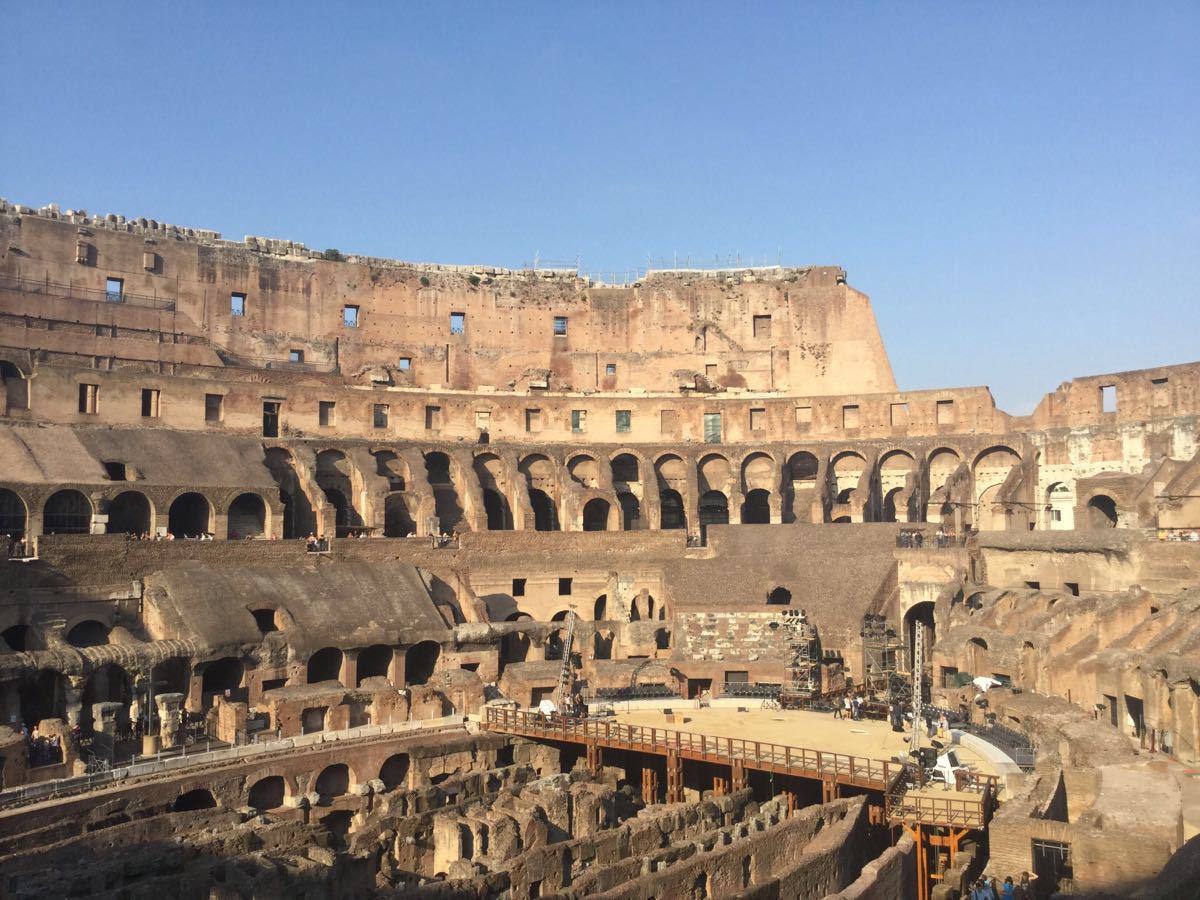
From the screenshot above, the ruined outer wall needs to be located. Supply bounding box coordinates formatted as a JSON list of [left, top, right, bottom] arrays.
[[0, 202, 897, 397]]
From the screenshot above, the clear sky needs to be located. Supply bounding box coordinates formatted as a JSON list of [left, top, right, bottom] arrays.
[[3, 3, 1197, 413]]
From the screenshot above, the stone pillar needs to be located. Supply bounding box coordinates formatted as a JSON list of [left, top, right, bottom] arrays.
[[64, 677, 85, 728], [155, 692, 185, 747], [214, 696, 248, 745], [342, 652, 358, 690], [91, 701, 124, 759]]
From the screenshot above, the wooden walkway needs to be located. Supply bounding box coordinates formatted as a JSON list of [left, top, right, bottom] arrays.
[[484, 706, 995, 829]]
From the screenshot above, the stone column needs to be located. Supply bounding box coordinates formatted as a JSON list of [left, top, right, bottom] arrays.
[[155, 692, 185, 747]]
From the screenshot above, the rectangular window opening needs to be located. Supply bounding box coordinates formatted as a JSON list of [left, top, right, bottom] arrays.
[[571, 409, 586, 433], [373, 403, 389, 429], [512, 578, 526, 597], [660, 409, 678, 435], [936, 399, 955, 425], [890, 402, 909, 426], [605, 363, 617, 376], [425, 405, 442, 430], [558, 577, 572, 596], [343, 305, 360, 328], [103, 461, 127, 481], [703, 412, 722, 443], [615, 409, 631, 433], [78, 383, 98, 414], [289, 349, 304, 364], [553, 315, 568, 336], [230, 292, 246, 317], [749, 407, 766, 431], [525, 408, 543, 433], [450, 312, 465, 335], [842, 404, 860, 429], [752, 315, 771, 338], [705, 363, 718, 377], [795, 405, 812, 428], [140, 387, 160, 418], [262, 401, 281, 438], [205, 393, 224, 424], [1064, 582, 1079, 596], [398, 357, 411, 371], [1100, 384, 1117, 413], [105, 277, 123, 303], [319, 400, 336, 427]]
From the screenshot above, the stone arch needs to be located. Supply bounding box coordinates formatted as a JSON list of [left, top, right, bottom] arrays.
[[265, 447, 316, 538], [741, 452, 775, 492], [66, 619, 110, 648], [0, 488, 28, 539], [317, 449, 365, 536], [904, 601, 936, 669], [17, 669, 69, 727], [374, 449, 409, 492], [474, 453, 512, 530], [611, 453, 640, 485], [659, 489, 686, 530], [594, 594, 608, 620], [1045, 481, 1074, 530], [307, 647, 344, 685], [248, 775, 286, 811], [655, 453, 688, 530], [2, 623, 31, 651], [528, 489, 559, 531], [878, 450, 916, 522], [582, 498, 610, 531], [105, 490, 152, 535], [655, 628, 670, 650], [173, 788, 217, 812], [699, 490, 729, 541], [830, 451, 867, 514], [617, 492, 642, 530], [767, 587, 791, 606], [227, 492, 267, 539], [567, 455, 599, 489], [379, 753, 410, 791], [594, 629, 614, 659], [357, 644, 392, 685], [501, 614, 533, 666], [520, 454, 559, 531], [167, 491, 212, 538], [1087, 494, 1119, 528], [42, 489, 92, 535], [405, 640, 440, 685], [976, 483, 1008, 530], [384, 493, 417, 536], [315, 763, 350, 803], [881, 487, 904, 523], [698, 453, 731, 494], [741, 489, 771, 524], [200, 656, 245, 698]]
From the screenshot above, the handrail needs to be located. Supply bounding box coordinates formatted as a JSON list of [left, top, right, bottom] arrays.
[[0, 272, 177, 311]]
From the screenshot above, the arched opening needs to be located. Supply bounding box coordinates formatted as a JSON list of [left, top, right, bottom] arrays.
[[357, 644, 392, 685], [594, 595, 607, 621], [252, 608, 279, 634], [173, 788, 217, 812], [405, 640, 440, 686], [43, 489, 92, 534], [168, 492, 211, 538], [2, 623, 31, 651], [425, 451, 464, 534], [611, 454, 640, 484], [567, 455, 599, 489], [66, 620, 110, 648], [152, 657, 190, 697], [655, 628, 670, 650], [105, 490, 151, 535], [904, 601, 936, 670], [322, 488, 352, 538], [582, 498, 610, 531], [227, 493, 266, 539], [529, 489, 559, 531], [317, 450, 365, 537], [384, 494, 416, 537], [248, 776, 285, 812], [741, 489, 771, 524], [315, 764, 350, 803], [545, 628, 567, 660], [832, 516, 851, 524], [0, 360, 30, 413], [482, 488, 511, 530], [882, 487, 904, 523], [617, 492, 641, 530], [975, 483, 1007, 531], [767, 587, 791, 606], [1088, 494, 1118, 528], [659, 489, 686, 530], [307, 647, 344, 685], [265, 448, 315, 539], [0, 488, 27, 539], [593, 630, 613, 659], [699, 490, 728, 542], [379, 753, 410, 791], [501, 616, 532, 667], [18, 670, 69, 728], [201, 657, 245, 699]]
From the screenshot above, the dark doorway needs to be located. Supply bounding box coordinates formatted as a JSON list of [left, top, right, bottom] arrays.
[[741, 489, 770, 524], [617, 492, 641, 530], [582, 498, 610, 531], [529, 489, 559, 531], [1031, 839, 1072, 898], [248, 776, 285, 811], [405, 641, 440, 685], [168, 492, 210, 537], [307, 647, 343, 685], [660, 489, 686, 530], [384, 494, 416, 537], [1087, 495, 1118, 528], [483, 488, 511, 530], [43, 489, 91, 534], [699, 490, 728, 543], [106, 491, 151, 535], [227, 493, 266, 538]]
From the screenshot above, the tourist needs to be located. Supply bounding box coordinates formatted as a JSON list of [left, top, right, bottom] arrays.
[[833, 696, 843, 719], [1000, 875, 1016, 899], [971, 876, 996, 900], [938, 712, 950, 738], [842, 695, 852, 719]]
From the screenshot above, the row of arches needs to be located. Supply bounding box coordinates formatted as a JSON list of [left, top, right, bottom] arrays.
[[0, 487, 268, 539]]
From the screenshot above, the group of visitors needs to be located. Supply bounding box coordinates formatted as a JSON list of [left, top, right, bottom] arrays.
[[1158, 528, 1200, 542], [833, 694, 868, 720], [5, 534, 29, 558], [305, 533, 331, 552], [21, 724, 64, 767], [122, 531, 218, 542], [896, 526, 963, 549], [970, 871, 1036, 898]]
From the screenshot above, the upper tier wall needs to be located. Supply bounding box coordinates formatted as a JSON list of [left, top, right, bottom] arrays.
[[0, 205, 897, 397]]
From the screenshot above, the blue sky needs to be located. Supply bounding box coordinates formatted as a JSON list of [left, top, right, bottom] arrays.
[[3, 3, 1197, 413]]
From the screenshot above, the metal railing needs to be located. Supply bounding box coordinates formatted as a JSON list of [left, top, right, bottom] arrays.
[[960, 721, 1036, 771], [0, 272, 177, 311], [485, 706, 900, 788], [0, 715, 466, 810], [884, 765, 995, 829]]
